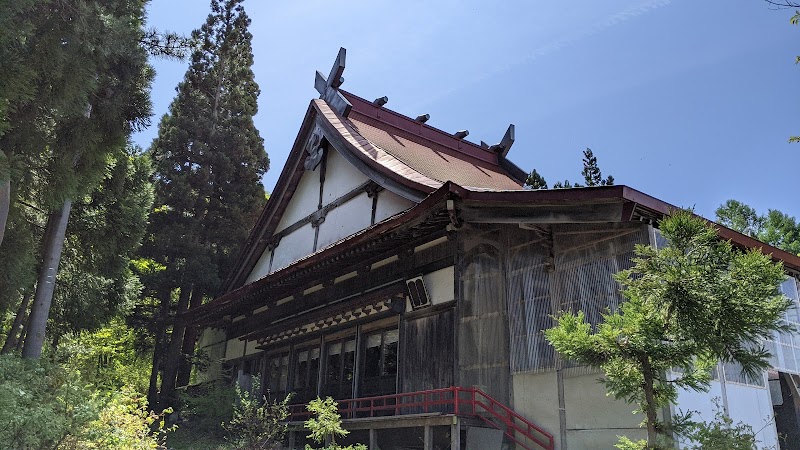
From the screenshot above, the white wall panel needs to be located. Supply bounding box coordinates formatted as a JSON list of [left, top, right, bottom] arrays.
[[424, 266, 454, 305], [275, 169, 321, 233], [271, 223, 315, 272], [674, 379, 778, 449], [244, 340, 260, 356], [224, 338, 245, 361], [322, 149, 370, 205], [245, 248, 272, 284], [374, 190, 415, 223], [316, 193, 372, 250]]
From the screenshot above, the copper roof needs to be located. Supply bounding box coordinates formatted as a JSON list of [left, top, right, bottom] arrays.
[[340, 91, 525, 191]]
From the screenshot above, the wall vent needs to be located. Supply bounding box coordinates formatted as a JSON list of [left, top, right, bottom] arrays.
[[406, 276, 431, 310]]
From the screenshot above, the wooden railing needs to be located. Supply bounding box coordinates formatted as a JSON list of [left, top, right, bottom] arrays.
[[288, 386, 554, 450]]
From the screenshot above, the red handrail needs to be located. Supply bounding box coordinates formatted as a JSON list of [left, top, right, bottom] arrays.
[[288, 386, 554, 450]]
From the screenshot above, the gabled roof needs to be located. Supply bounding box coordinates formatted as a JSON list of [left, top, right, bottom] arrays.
[[222, 88, 527, 292], [340, 91, 526, 191]]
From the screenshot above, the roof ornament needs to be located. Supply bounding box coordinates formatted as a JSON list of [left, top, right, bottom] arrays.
[[314, 47, 353, 117], [487, 124, 515, 157], [304, 126, 325, 171]]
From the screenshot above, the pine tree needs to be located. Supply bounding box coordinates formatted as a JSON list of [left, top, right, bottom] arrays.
[[143, 0, 268, 407], [524, 169, 548, 190], [545, 210, 792, 448], [17, 0, 155, 359], [581, 148, 614, 187], [525, 148, 614, 190], [47, 147, 154, 344]]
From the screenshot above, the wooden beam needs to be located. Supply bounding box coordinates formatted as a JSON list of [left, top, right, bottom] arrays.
[[226, 237, 455, 338], [460, 203, 625, 224]]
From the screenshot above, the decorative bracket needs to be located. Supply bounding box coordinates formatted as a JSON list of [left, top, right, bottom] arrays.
[[314, 47, 353, 117], [304, 126, 325, 171], [364, 182, 382, 198], [310, 209, 327, 228], [267, 236, 282, 251]]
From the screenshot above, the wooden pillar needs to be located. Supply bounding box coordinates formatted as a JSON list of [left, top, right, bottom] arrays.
[[369, 429, 378, 450], [423, 425, 433, 450], [451, 419, 461, 450]]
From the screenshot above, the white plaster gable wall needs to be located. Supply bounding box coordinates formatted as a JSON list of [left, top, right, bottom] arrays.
[[316, 192, 372, 250], [270, 222, 315, 272], [240, 143, 414, 286], [375, 190, 416, 223], [244, 248, 272, 284], [322, 148, 370, 204], [275, 167, 321, 233]]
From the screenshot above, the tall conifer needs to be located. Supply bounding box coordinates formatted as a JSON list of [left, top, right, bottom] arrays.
[[17, 0, 155, 359], [144, 0, 268, 407]]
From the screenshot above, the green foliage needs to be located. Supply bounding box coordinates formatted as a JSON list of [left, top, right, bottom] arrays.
[[0, 354, 100, 449], [0, 354, 174, 449], [224, 378, 290, 450], [48, 148, 155, 339], [57, 318, 152, 394], [304, 397, 367, 450], [181, 382, 236, 439], [615, 436, 648, 450], [142, 0, 269, 405], [581, 148, 614, 186], [65, 387, 175, 450], [716, 199, 800, 256], [545, 210, 792, 448], [524, 169, 548, 189]]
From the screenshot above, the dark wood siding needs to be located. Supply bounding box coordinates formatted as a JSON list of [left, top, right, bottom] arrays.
[[400, 308, 454, 393]]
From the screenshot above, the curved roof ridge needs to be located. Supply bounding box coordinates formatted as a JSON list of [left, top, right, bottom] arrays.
[[314, 99, 442, 191]]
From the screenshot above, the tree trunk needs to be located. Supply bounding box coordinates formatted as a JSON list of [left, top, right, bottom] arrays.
[[641, 356, 660, 448], [0, 150, 10, 247], [22, 200, 72, 359], [14, 325, 27, 353], [1, 292, 32, 354], [148, 288, 172, 409], [159, 285, 192, 408], [176, 290, 203, 387]]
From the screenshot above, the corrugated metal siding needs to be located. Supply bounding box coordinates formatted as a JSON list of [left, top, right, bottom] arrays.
[[458, 226, 511, 404], [767, 278, 800, 375], [551, 223, 650, 377], [457, 223, 649, 386], [505, 226, 555, 374]]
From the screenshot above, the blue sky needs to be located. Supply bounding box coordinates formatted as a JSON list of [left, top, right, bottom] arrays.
[[134, 0, 799, 221]]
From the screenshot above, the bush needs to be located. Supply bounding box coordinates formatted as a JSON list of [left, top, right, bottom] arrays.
[[304, 397, 366, 450], [0, 355, 100, 449], [223, 378, 291, 450], [64, 387, 174, 449], [180, 381, 236, 439]]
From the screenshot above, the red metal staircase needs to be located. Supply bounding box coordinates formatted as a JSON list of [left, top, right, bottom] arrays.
[[289, 386, 554, 450]]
